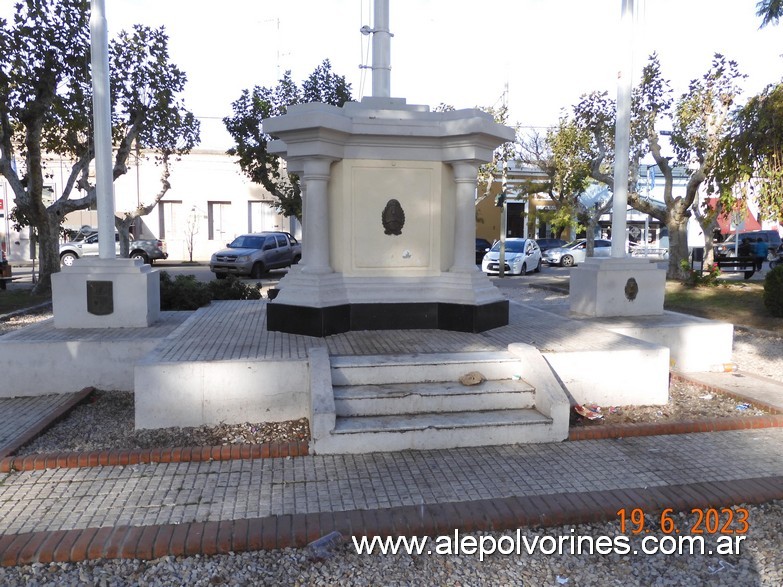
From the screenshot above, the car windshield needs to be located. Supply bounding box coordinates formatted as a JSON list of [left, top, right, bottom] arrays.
[[228, 235, 264, 249], [563, 240, 584, 249], [490, 240, 528, 253]]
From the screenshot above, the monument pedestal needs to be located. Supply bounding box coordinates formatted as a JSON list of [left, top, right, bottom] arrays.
[[569, 257, 666, 317], [52, 258, 160, 328], [267, 267, 508, 336]]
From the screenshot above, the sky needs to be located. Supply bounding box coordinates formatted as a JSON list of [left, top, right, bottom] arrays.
[[3, 0, 783, 150]]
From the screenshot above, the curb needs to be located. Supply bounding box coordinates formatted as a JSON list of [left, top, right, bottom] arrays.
[[0, 301, 53, 323], [0, 440, 310, 473], [1, 475, 780, 566], [0, 387, 92, 459]]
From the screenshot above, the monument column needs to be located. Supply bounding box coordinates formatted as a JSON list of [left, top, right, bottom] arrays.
[[450, 161, 480, 272], [301, 157, 335, 274]]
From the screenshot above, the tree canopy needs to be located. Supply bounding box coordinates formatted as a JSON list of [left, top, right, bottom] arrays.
[[223, 60, 353, 220], [0, 0, 199, 293]]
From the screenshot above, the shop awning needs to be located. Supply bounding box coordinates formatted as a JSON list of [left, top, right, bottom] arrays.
[[706, 199, 762, 234]]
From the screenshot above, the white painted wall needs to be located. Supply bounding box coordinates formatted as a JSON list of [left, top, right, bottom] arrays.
[[1, 150, 300, 263]]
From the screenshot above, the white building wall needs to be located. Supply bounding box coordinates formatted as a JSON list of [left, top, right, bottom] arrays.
[[0, 149, 298, 263]]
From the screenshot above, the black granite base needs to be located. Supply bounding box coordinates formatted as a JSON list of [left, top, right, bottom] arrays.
[[266, 300, 509, 337]]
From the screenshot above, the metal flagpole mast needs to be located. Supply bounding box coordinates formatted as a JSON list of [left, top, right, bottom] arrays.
[[610, 0, 634, 258], [90, 0, 116, 259], [371, 0, 391, 97]]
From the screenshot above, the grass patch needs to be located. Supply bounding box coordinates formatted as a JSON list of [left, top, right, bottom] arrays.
[[0, 288, 51, 316], [664, 280, 783, 334]]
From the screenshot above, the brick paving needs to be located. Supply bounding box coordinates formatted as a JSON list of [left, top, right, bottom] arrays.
[[1, 298, 782, 565]]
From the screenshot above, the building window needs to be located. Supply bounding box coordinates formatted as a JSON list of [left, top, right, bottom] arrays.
[[208, 201, 231, 241], [159, 200, 183, 240], [248, 201, 277, 233]]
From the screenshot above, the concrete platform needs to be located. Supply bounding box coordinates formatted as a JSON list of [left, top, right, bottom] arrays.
[[1, 292, 734, 436], [0, 313, 189, 396]]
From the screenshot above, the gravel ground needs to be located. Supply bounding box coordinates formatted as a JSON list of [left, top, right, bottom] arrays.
[[2, 290, 782, 584]]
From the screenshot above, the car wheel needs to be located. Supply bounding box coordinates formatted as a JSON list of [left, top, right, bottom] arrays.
[[215, 273, 227, 280], [60, 252, 78, 267], [250, 262, 266, 279], [130, 251, 149, 264], [293, 255, 301, 265], [520, 263, 527, 275], [561, 255, 575, 267], [534, 259, 542, 273]]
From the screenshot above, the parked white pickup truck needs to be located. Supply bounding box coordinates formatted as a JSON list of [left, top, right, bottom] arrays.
[[59, 228, 168, 266], [210, 231, 302, 279]]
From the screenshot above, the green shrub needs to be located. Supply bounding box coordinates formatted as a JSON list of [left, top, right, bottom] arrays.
[[159, 272, 212, 311], [763, 265, 783, 317], [679, 259, 721, 287], [208, 276, 262, 301]]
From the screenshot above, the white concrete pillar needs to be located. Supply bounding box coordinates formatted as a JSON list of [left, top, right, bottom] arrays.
[[451, 161, 480, 272], [301, 158, 334, 274]]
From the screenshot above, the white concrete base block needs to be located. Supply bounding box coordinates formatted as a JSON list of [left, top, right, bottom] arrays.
[[543, 346, 670, 406], [0, 313, 188, 396], [52, 257, 160, 328], [274, 267, 505, 307], [134, 358, 310, 429], [600, 312, 733, 373], [569, 257, 666, 317]]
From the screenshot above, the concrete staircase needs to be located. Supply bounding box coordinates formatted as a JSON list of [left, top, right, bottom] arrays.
[[308, 344, 570, 454]]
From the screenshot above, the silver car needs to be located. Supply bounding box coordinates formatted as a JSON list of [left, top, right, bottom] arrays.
[[543, 239, 612, 267]]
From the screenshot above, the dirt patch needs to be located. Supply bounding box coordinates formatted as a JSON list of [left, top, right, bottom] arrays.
[[572, 378, 771, 428], [15, 390, 309, 455]]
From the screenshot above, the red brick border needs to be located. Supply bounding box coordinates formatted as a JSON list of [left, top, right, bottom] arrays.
[[570, 414, 783, 440], [1, 475, 780, 566], [0, 440, 309, 473]]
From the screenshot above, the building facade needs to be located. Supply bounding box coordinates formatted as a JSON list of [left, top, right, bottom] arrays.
[[0, 149, 299, 263]]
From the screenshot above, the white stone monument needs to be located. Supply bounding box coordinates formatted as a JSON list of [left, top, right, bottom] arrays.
[[264, 1, 513, 336]]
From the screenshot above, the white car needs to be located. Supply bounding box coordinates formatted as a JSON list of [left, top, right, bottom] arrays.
[[481, 238, 542, 275], [543, 239, 612, 267]]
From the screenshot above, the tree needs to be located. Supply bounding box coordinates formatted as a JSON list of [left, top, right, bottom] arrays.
[[756, 0, 783, 27], [223, 60, 353, 221], [571, 54, 743, 278], [109, 26, 200, 256], [0, 1, 199, 294], [717, 81, 783, 223], [517, 120, 592, 239]]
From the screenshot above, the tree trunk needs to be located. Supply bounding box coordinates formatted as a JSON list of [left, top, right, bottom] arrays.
[[32, 215, 62, 295], [666, 213, 689, 279]]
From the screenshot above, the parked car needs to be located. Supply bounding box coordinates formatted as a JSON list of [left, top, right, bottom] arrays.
[[59, 229, 168, 266], [475, 238, 492, 264], [715, 230, 782, 260], [210, 231, 302, 279], [534, 238, 567, 253], [481, 238, 542, 275], [543, 239, 612, 267]]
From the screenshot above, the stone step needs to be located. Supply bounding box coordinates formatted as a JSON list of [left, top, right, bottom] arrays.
[[313, 408, 557, 453], [330, 351, 524, 386], [333, 379, 536, 416]]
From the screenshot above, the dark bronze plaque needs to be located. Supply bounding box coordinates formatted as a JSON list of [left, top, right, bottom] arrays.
[[87, 280, 114, 316], [624, 277, 639, 301]]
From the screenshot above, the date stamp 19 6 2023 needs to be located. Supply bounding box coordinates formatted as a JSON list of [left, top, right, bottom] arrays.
[[617, 507, 750, 535]]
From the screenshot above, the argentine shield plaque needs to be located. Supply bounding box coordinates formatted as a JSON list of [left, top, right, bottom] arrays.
[[86, 280, 114, 316]]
